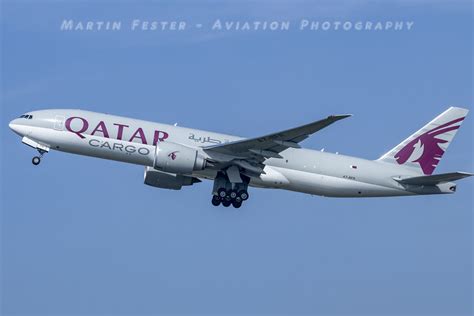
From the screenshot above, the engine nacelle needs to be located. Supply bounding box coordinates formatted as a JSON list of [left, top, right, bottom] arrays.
[[144, 167, 201, 190], [153, 142, 206, 174]]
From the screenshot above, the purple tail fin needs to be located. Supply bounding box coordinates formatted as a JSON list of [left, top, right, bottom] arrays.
[[378, 107, 469, 175]]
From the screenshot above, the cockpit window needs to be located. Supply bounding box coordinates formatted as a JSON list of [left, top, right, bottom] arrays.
[[18, 114, 33, 119]]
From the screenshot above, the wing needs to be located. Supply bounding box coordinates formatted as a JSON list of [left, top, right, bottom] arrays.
[[203, 114, 351, 178], [204, 114, 351, 159]]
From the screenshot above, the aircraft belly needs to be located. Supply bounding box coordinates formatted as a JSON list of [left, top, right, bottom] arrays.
[[275, 167, 410, 197]]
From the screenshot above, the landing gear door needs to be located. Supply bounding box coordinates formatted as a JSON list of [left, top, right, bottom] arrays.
[[54, 115, 65, 131]]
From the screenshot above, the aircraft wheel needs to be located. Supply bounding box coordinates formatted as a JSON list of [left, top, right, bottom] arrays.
[[211, 196, 221, 206], [218, 188, 227, 199], [32, 156, 41, 165], [224, 191, 232, 202], [232, 201, 242, 209], [229, 190, 238, 200], [238, 190, 249, 201], [222, 200, 231, 207]]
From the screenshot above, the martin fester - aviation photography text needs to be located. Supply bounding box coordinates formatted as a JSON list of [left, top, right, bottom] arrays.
[[60, 19, 415, 32]]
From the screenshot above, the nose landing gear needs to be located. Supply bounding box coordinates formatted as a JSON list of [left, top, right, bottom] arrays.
[[32, 156, 41, 165], [32, 149, 47, 166]]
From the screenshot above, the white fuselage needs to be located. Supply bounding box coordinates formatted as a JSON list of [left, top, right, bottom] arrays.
[[9, 109, 455, 197]]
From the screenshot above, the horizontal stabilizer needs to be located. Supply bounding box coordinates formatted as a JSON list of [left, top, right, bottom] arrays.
[[394, 172, 473, 186]]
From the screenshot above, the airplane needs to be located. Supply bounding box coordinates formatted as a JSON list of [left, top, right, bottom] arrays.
[[8, 107, 472, 208]]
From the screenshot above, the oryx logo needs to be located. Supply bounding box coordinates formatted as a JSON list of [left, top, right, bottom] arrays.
[[168, 151, 178, 160], [394, 117, 464, 175]]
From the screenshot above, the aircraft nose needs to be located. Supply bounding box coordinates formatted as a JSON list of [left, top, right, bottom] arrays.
[[9, 118, 25, 136], [9, 119, 18, 131]]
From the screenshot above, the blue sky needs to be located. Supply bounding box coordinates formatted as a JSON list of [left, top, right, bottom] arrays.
[[1, 1, 472, 315]]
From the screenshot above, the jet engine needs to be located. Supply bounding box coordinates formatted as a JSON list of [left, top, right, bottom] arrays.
[[144, 167, 201, 190], [153, 141, 206, 174]]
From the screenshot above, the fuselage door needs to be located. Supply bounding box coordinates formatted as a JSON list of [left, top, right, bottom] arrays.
[[54, 115, 65, 131]]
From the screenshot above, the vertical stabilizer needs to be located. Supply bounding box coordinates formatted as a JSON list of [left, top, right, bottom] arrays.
[[378, 107, 469, 175]]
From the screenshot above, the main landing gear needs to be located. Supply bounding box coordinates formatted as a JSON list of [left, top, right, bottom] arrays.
[[212, 188, 249, 208], [32, 149, 47, 166], [211, 172, 250, 209]]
